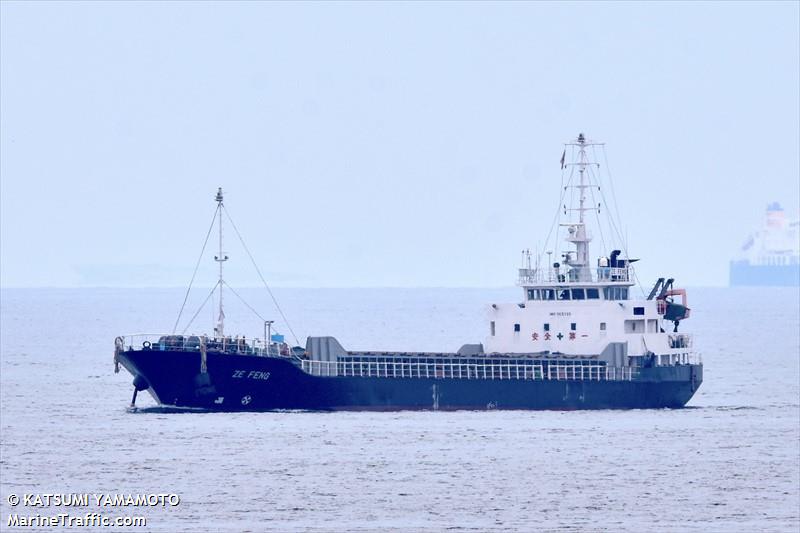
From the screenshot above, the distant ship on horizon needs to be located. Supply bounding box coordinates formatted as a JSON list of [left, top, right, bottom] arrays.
[[730, 202, 800, 287]]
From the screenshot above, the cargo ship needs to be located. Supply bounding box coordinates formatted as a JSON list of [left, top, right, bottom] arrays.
[[729, 202, 800, 286], [114, 134, 702, 411]]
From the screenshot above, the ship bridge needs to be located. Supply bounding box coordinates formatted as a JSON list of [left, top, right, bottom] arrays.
[[485, 133, 692, 360], [517, 247, 637, 303], [517, 263, 634, 287], [515, 132, 637, 298]]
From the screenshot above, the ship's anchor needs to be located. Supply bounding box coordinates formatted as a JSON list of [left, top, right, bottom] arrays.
[[129, 375, 150, 408]]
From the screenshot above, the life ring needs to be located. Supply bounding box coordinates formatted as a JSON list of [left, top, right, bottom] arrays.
[[142, 341, 152, 349]]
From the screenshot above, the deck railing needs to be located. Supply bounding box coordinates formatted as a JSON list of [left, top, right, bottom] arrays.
[[116, 333, 286, 357], [518, 266, 633, 285], [300, 359, 637, 381]]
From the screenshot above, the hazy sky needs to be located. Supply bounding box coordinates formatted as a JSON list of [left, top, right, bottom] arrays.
[[2, 1, 798, 288]]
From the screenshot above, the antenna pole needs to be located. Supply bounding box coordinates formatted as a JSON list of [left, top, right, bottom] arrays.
[[214, 188, 228, 337], [264, 320, 274, 355], [562, 133, 603, 282]]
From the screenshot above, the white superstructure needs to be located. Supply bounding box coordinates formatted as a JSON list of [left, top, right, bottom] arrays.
[[485, 134, 693, 366], [737, 203, 800, 267]]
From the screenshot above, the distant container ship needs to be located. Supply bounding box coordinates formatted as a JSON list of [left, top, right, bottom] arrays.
[[730, 203, 800, 287]]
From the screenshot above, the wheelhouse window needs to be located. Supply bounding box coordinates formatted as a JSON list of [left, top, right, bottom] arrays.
[[557, 289, 571, 300], [542, 289, 555, 300], [527, 289, 537, 300], [587, 288, 600, 299], [571, 288, 585, 300], [603, 287, 630, 300]]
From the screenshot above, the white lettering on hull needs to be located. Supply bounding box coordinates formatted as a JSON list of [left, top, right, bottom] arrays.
[[231, 370, 271, 380]]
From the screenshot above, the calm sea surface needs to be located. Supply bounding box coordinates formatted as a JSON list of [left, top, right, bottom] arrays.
[[1, 287, 798, 532]]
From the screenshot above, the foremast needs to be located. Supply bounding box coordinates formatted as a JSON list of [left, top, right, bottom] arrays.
[[214, 188, 228, 337]]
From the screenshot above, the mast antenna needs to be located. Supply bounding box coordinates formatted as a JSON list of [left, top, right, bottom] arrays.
[[214, 187, 228, 337], [560, 133, 604, 282]]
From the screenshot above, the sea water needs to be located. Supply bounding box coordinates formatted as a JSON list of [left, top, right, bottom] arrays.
[[1, 287, 798, 532]]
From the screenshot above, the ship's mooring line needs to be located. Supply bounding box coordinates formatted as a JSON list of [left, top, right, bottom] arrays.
[[181, 280, 221, 335], [222, 205, 301, 346], [172, 203, 221, 334]]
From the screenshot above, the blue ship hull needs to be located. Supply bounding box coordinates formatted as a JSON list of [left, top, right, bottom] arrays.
[[729, 260, 800, 286], [117, 348, 702, 411]]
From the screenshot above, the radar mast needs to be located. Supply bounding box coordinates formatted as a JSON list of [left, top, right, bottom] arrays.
[[562, 133, 603, 282]]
